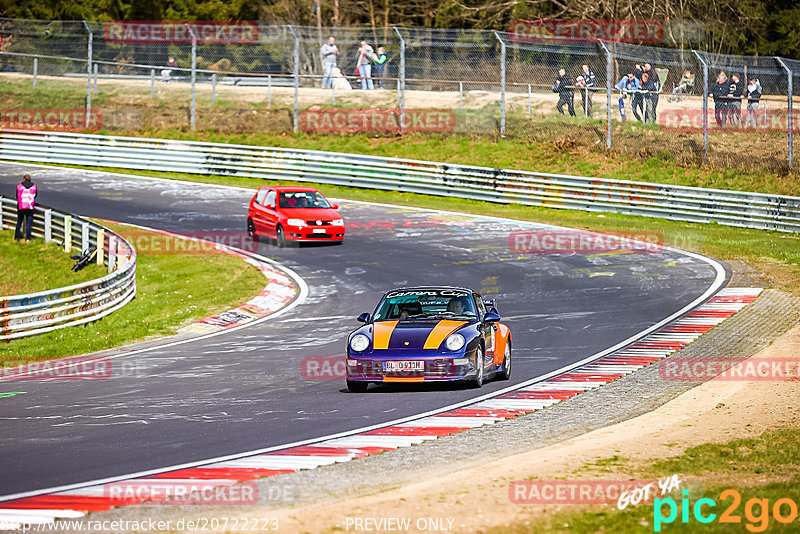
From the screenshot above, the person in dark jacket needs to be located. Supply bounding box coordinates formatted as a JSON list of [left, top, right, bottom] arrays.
[[745, 77, 762, 128], [15, 174, 37, 242], [632, 63, 653, 121], [640, 72, 659, 123], [728, 73, 744, 127], [710, 71, 730, 128], [554, 68, 575, 116], [579, 64, 597, 117]]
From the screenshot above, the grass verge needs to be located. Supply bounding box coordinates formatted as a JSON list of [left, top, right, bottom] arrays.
[[36, 164, 800, 296], [0, 229, 103, 295], [0, 222, 267, 361], [497, 428, 800, 533]]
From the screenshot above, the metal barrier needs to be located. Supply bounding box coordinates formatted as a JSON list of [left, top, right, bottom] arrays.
[[0, 196, 136, 340], [1, 129, 799, 233]]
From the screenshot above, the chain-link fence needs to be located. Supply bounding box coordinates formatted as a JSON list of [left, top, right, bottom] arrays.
[[0, 18, 797, 172]]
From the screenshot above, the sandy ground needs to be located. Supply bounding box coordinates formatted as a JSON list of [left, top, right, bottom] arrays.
[[250, 324, 800, 534]]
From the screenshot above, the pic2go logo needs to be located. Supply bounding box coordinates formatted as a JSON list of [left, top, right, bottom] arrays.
[[654, 489, 799, 532]]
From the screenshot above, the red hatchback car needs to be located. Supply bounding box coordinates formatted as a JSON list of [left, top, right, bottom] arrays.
[[247, 186, 345, 247]]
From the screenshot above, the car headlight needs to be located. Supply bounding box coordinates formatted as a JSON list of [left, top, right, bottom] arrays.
[[445, 333, 465, 351], [332, 219, 344, 226], [287, 218, 305, 227], [350, 334, 370, 352]]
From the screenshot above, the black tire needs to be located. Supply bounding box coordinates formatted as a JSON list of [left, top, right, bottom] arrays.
[[247, 219, 259, 242], [469, 345, 484, 388], [276, 225, 287, 248], [347, 380, 369, 393], [498, 340, 511, 380]]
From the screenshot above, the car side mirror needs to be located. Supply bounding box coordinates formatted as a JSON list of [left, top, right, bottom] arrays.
[[266, 204, 275, 210], [483, 311, 501, 324], [331, 203, 339, 210], [356, 312, 370, 323]]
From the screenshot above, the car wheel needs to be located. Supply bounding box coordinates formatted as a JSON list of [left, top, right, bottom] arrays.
[[247, 219, 258, 242], [469, 345, 484, 388], [347, 380, 369, 393], [498, 341, 511, 380], [276, 225, 287, 248]]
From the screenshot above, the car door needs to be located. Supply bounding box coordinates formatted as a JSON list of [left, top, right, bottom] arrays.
[[474, 293, 495, 368], [250, 188, 269, 234], [262, 189, 278, 237]]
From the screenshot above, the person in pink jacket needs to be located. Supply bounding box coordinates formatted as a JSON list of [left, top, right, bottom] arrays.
[[15, 174, 37, 242]]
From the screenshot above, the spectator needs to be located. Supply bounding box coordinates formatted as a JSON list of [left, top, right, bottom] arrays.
[[553, 68, 575, 116], [745, 76, 762, 129], [615, 72, 640, 121], [728, 73, 744, 127], [372, 47, 388, 89], [710, 71, 729, 127], [161, 56, 178, 83], [632, 63, 652, 121], [357, 41, 374, 90], [640, 72, 659, 123], [580, 64, 597, 117], [15, 174, 37, 242], [669, 69, 694, 102], [320, 36, 339, 88]]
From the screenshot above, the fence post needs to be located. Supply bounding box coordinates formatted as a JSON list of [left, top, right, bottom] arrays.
[[0, 199, 4, 229], [692, 50, 709, 163], [211, 73, 217, 104], [150, 69, 155, 97], [82, 222, 90, 252], [268, 75, 272, 106], [598, 41, 612, 148], [44, 209, 52, 242], [393, 27, 406, 131], [32, 57, 37, 89], [287, 25, 300, 133], [493, 31, 506, 135], [96, 228, 105, 266], [185, 24, 197, 131], [93, 63, 98, 94], [459, 81, 463, 110], [63, 215, 72, 252], [83, 21, 92, 128], [527, 84, 531, 115], [776, 57, 793, 169]]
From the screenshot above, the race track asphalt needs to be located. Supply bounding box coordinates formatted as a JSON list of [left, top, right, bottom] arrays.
[[0, 163, 727, 497]]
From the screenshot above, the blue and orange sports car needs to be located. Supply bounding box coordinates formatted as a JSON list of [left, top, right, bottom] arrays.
[[345, 287, 511, 392]]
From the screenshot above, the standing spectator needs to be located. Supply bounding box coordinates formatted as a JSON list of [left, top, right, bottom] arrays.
[[745, 77, 762, 129], [579, 64, 597, 117], [615, 72, 640, 122], [372, 47, 388, 89], [553, 68, 575, 116], [710, 71, 729, 128], [15, 174, 37, 242], [640, 72, 659, 123], [632, 63, 652, 121], [357, 41, 374, 90], [728, 73, 744, 127], [669, 69, 694, 102], [320, 36, 339, 89], [161, 56, 178, 83]]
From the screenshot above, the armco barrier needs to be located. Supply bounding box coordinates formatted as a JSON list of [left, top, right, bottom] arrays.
[[0, 197, 136, 340], [1, 129, 800, 232]]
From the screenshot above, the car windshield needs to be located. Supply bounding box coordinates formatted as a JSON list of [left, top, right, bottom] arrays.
[[278, 191, 331, 209], [373, 289, 477, 321]]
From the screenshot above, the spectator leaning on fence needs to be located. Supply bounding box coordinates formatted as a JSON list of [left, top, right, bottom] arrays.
[[640, 72, 659, 123], [162, 56, 178, 83], [729, 73, 744, 127], [615, 72, 640, 121], [669, 69, 694, 102], [15, 174, 37, 243], [710, 71, 730, 128], [745, 76, 762, 128], [632, 63, 652, 121], [372, 47, 388, 89], [357, 41, 375, 90], [553, 68, 575, 116], [579, 64, 597, 117], [320, 36, 339, 88]]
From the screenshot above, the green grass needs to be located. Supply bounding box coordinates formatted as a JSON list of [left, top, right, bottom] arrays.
[[0, 230, 104, 295], [494, 428, 800, 533], [0, 222, 267, 360]]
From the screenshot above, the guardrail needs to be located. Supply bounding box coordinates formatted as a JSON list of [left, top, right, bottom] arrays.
[[0, 196, 136, 340], [1, 129, 799, 233]]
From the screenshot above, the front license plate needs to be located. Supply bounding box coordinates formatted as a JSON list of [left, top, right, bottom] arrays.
[[312, 228, 326, 234], [383, 361, 424, 372]]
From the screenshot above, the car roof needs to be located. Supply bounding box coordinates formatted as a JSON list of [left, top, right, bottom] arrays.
[[260, 186, 320, 193], [384, 286, 475, 294]]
